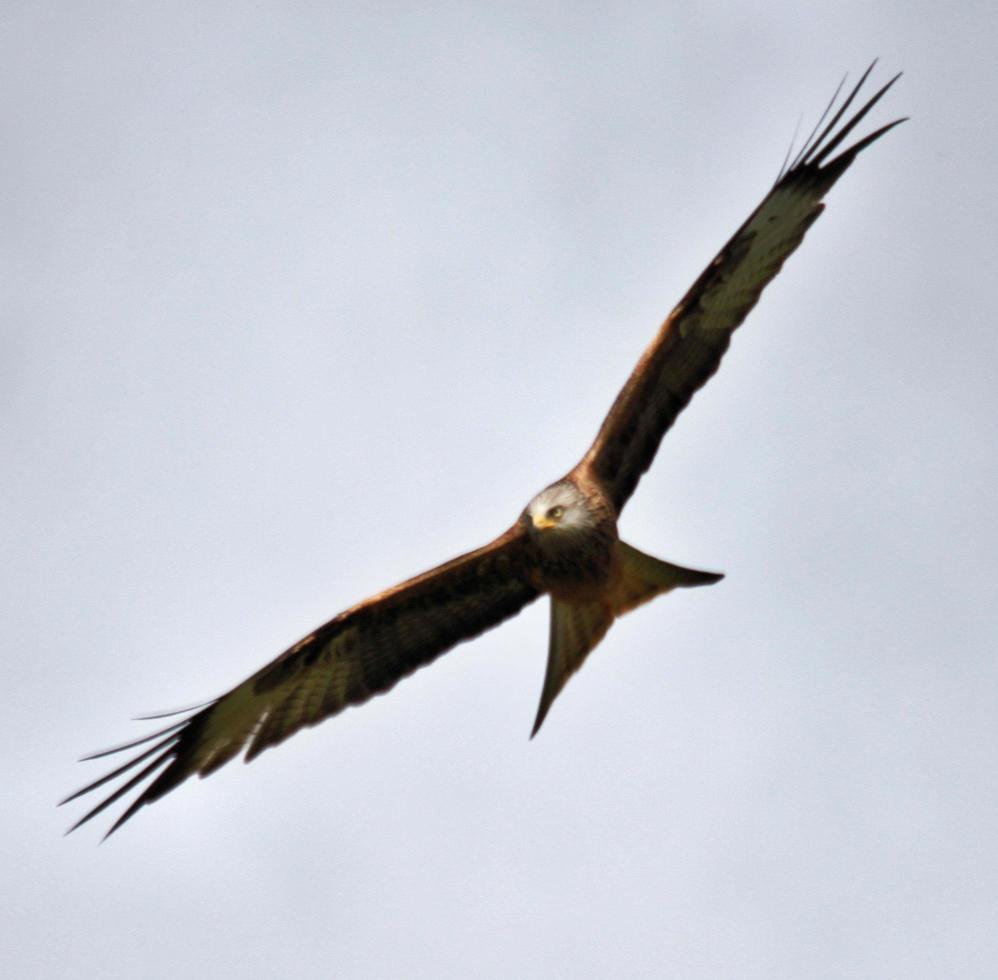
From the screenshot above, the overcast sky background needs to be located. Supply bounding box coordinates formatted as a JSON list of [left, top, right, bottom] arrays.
[[4, 3, 997, 978]]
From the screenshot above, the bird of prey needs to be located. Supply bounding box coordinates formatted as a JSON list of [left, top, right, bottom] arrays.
[[63, 65, 904, 837]]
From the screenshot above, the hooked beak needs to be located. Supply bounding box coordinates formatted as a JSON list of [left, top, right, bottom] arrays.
[[532, 513, 558, 531]]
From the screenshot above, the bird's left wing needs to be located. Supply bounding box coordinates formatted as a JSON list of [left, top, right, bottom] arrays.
[[580, 65, 906, 514], [63, 525, 539, 837]]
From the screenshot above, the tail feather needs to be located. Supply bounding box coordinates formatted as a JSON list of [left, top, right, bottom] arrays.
[[611, 541, 723, 616], [531, 599, 612, 738], [530, 541, 723, 737]]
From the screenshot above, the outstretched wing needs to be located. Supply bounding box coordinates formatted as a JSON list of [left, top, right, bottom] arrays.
[[63, 526, 539, 837], [580, 64, 906, 514]]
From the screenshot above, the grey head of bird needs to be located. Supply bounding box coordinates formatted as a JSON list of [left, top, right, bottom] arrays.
[[522, 480, 592, 533]]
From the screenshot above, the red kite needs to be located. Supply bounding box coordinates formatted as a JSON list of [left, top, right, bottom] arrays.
[[64, 65, 904, 837]]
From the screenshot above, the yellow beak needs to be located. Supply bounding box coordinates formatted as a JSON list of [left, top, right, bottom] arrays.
[[532, 514, 558, 530]]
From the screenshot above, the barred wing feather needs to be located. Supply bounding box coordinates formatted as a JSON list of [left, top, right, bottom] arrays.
[[581, 65, 905, 513], [62, 527, 539, 837]]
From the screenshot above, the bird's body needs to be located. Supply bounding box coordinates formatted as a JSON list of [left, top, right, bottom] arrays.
[[64, 65, 905, 837], [524, 477, 619, 602]]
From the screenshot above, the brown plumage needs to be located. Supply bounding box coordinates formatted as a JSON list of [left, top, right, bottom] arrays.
[[63, 65, 905, 837]]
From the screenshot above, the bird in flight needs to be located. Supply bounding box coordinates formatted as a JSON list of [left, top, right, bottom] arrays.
[[64, 65, 904, 837]]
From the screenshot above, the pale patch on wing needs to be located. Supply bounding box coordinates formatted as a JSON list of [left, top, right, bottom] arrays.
[[691, 185, 821, 336], [195, 686, 276, 776]]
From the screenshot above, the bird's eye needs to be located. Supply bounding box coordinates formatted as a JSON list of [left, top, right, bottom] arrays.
[[547, 505, 564, 520]]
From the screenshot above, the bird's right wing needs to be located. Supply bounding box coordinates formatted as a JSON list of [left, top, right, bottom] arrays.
[[62, 525, 540, 837], [580, 64, 906, 514]]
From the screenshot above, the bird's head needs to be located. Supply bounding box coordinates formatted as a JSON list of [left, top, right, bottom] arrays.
[[523, 480, 593, 536]]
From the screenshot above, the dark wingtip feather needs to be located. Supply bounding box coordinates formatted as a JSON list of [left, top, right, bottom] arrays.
[[76, 717, 189, 762], [63, 749, 176, 836], [62, 702, 217, 839], [798, 62, 879, 168], [784, 72, 848, 177], [778, 63, 905, 193], [807, 71, 904, 168], [775, 113, 804, 184], [132, 699, 215, 721], [61, 730, 181, 808]]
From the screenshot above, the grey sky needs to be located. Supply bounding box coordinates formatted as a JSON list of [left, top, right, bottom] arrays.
[[4, 3, 997, 978]]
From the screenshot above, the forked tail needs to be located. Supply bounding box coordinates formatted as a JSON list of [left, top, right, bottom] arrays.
[[531, 542, 722, 736]]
